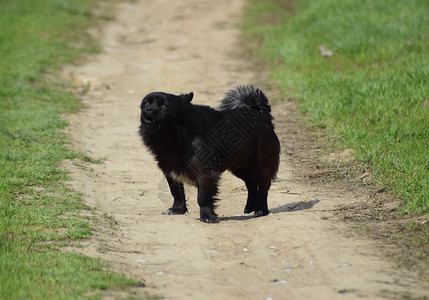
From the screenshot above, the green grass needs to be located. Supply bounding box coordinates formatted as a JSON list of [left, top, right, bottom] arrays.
[[0, 0, 142, 298], [245, 0, 429, 215]]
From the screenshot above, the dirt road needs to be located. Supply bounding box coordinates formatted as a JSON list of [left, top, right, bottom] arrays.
[[64, 0, 427, 299]]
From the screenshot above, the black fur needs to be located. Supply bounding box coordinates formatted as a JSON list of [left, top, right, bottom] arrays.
[[139, 85, 280, 223]]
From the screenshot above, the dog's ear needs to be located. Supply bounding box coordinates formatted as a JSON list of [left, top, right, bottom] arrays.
[[180, 92, 193, 103]]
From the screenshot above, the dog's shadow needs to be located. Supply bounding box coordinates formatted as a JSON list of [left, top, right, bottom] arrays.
[[270, 199, 320, 214], [217, 199, 320, 222]]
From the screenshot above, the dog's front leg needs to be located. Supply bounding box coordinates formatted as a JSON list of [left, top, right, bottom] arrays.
[[197, 186, 218, 223], [165, 176, 188, 215]]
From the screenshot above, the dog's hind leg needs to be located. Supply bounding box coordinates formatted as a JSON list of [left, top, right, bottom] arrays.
[[197, 185, 218, 223], [231, 169, 259, 214], [242, 179, 270, 217], [254, 184, 270, 217], [250, 163, 276, 217], [243, 180, 258, 214], [242, 178, 270, 217], [252, 132, 280, 217], [166, 176, 188, 215]]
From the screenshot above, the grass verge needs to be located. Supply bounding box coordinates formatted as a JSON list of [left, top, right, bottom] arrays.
[[243, 0, 429, 282], [244, 0, 429, 215], [0, 0, 144, 298]]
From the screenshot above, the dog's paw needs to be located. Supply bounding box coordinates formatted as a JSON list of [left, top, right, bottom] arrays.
[[254, 210, 269, 217], [166, 206, 188, 215], [244, 207, 255, 214], [200, 207, 217, 223]]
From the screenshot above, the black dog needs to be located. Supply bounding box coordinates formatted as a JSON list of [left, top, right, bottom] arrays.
[[139, 85, 280, 223]]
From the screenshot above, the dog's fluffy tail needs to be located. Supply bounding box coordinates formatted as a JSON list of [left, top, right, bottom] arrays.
[[219, 85, 274, 127]]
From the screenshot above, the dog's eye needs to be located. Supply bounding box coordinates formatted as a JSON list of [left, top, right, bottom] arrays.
[[161, 104, 168, 109], [144, 102, 149, 108]]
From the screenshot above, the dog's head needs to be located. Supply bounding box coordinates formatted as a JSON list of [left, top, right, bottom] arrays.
[[140, 91, 194, 130]]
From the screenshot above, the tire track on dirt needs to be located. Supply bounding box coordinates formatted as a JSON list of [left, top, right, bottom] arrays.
[[63, 0, 427, 299]]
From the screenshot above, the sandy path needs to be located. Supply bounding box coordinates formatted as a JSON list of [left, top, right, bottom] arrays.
[[64, 0, 427, 299]]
